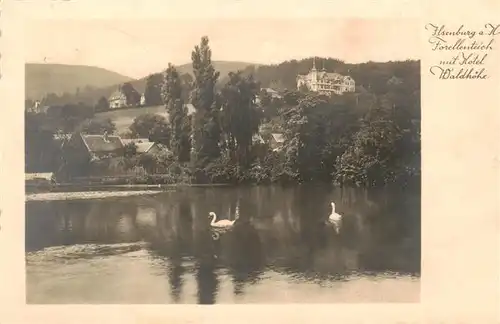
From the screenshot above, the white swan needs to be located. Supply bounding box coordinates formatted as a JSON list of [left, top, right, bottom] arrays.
[[208, 212, 235, 228], [327, 202, 343, 234]]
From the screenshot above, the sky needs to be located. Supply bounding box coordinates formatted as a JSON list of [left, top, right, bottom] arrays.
[[25, 18, 420, 79]]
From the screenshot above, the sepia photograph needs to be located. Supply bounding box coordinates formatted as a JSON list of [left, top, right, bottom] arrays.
[[24, 19, 421, 304]]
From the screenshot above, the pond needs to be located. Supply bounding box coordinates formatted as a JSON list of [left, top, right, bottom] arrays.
[[25, 185, 420, 303]]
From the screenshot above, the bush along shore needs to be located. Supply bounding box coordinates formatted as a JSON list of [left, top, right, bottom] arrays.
[[26, 37, 420, 190]]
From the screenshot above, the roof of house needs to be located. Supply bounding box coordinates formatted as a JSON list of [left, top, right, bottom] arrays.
[[184, 103, 196, 116], [136, 142, 156, 153], [81, 134, 124, 153], [271, 133, 285, 143], [298, 70, 353, 83], [318, 71, 343, 80], [262, 88, 278, 94], [121, 138, 149, 145], [122, 138, 156, 153], [109, 90, 126, 101], [262, 88, 283, 98]]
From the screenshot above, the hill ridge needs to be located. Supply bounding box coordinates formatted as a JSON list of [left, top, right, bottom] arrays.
[[26, 63, 135, 100]]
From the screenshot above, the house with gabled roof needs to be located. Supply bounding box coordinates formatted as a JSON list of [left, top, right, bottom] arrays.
[[270, 133, 285, 151], [61, 131, 125, 177], [81, 132, 124, 159], [109, 88, 127, 109]]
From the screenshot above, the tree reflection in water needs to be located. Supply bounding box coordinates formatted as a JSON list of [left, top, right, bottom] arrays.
[[26, 185, 420, 303]]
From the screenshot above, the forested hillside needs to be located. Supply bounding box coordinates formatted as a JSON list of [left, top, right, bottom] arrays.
[[26, 63, 134, 100]]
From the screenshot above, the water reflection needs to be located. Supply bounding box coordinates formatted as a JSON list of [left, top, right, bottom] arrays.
[[26, 185, 420, 303]]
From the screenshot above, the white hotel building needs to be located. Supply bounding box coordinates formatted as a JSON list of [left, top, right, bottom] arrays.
[[297, 59, 355, 95]]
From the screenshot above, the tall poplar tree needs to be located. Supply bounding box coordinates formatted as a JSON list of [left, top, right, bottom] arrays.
[[190, 36, 221, 167], [162, 63, 191, 162]]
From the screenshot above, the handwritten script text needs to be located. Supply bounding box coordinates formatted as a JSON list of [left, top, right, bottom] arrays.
[[426, 23, 499, 80]]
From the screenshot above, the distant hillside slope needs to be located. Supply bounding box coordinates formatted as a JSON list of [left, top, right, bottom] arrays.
[[28, 61, 257, 106], [26, 63, 134, 100]]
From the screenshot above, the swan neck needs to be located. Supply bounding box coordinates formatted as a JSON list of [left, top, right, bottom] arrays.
[[211, 213, 217, 224]]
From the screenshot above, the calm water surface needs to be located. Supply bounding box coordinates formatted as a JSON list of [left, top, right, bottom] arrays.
[[26, 185, 420, 303]]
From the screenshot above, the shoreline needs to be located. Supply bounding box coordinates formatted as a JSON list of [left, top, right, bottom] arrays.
[[26, 176, 420, 194], [26, 182, 233, 192], [25, 190, 165, 202]]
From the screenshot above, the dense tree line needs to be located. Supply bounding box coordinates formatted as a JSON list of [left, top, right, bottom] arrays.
[[25, 102, 96, 173], [144, 73, 163, 106], [239, 57, 420, 96], [164, 37, 420, 187], [25, 36, 420, 188]]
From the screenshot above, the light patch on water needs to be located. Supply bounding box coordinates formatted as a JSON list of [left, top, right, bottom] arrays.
[[26, 190, 162, 202], [136, 207, 157, 227], [26, 242, 150, 263]]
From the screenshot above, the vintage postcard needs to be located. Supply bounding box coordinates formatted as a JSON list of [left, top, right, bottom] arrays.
[[0, 0, 498, 323]]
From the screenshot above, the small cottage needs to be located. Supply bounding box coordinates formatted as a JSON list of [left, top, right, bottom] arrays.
[[109, 89, 127, 109], [61, 131, 125, 177]]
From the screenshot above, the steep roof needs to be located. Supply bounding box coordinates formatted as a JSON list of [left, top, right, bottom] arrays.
[[122, 138, 156, 153], [318, 71, 344, 80], [81, 134, 124, 153], [121, 138, 149, 145], [136, 142, 156, 153], [271, 133, 285, 143]]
